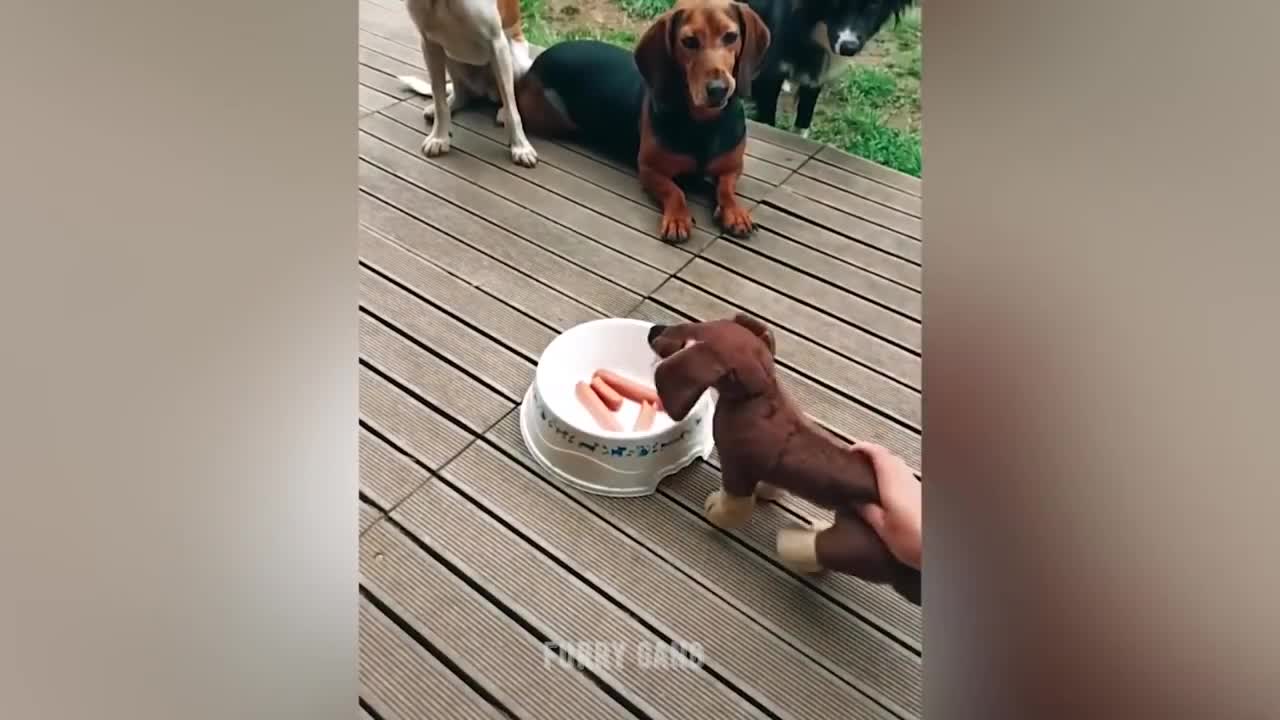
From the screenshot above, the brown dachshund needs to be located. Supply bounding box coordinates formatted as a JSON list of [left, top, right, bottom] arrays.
[[647, 315, 922, 605], [513, 0, 770, 243]]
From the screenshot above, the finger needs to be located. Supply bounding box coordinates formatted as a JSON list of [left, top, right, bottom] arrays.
[[854, 442, 899, 479], [857, 503, 887, 533]]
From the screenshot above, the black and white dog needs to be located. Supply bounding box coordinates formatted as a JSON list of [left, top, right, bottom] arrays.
[[745, 0, 913, 136]]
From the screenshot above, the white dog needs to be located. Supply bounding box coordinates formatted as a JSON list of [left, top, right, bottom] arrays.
[[401, 0, 537, 167]]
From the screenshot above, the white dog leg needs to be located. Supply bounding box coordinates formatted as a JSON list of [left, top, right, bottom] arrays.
[[420, 40, 453, 157], [489, 37, 537, 167]]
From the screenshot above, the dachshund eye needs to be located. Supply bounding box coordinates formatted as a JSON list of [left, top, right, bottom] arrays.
[[681, 35, 701, 50], [723, 31, 739, 45]]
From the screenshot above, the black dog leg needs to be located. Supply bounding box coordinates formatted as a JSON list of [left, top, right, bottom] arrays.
[[752, 72, 785, 127], [795, 84, 821, 136]]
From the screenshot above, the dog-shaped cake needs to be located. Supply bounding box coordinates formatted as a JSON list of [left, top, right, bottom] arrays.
[[647, 314, 921, 604]]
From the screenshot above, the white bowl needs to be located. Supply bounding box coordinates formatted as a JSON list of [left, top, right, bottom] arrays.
[[519, 318, 715, 497]]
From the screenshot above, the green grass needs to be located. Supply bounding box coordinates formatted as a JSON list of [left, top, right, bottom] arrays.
[[519, 0, 922, 176], [616, 0, 672, 20], [521, 0, 640, 47], [806, 8, 922, 176]]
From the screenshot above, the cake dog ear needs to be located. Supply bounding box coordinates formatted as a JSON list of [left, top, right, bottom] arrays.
[[654, 341, 724, 420]]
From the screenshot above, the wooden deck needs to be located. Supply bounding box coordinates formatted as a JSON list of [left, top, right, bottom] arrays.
[[356, 3, 923, 718]]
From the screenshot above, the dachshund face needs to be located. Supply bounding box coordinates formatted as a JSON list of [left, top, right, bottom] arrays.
[[635, 0, 771, 120], [645, 314, 778, 420]]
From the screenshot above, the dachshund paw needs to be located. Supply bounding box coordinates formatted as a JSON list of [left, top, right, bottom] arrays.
[[704, 489, 755, 529], [421, 132, 451, 158], [776, 521, 833, 575], [715, 204, 754, 237], [755, 482, 786, 501], [659, 211, 694, 244]]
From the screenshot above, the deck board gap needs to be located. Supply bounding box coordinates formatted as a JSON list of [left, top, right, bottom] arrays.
[[679, 262, 921, 358], [761, 197, 923, 269], [358, 221, 568, 338], [359, 259, 542, 365], [359, 586, 520, 719], [373, 514, 659, 720], [356, 189, 605, 321], [410, 441, 791, 720]]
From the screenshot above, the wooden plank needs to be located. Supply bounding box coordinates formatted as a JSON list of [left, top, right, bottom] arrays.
[[444, 441, 901, 720], [358, 159, 628, 320], [364, 0, 406, 12], [359, 46, 421, 84], [814, 146, 921, 197], [359, 596, 507, 720], [360, 364, 476, 473], [674, 259, 921, 383], [370, 105, 705, 269], [747, 120, 824, 156], [629, 301, 920, 464], [359, 194, 601, 331], [745, 137, 810, 169], [742, 155, 790, 185], [719, 229, 920, 319], [361, 267, 534, 399], [359, 312, 514, 434], [358, 0, 421, 51], [358, 85, 399, 115], [390, 470, 770, 720], [797, 159, 922, 218], [361, 522, 633, 719], [358, 133, 647, 311], [358, 226, 556, 359], [783, 174, 920, 240], [750, 204, 921, 291], [359, 498, 382, 534], [360, 30, 424, 70], [360, 65, 412, 100], [360, 425, 438, 511], [702, 241, 921, 352], [762, 187, 921, 265], [485, 414, 924, 710]]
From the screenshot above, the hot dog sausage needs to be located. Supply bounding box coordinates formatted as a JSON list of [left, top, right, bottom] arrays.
[[593, 369, 660, 406], [589, 376, 624, 411], [633, 400, 656, 432], [576, 381, 621, 432]]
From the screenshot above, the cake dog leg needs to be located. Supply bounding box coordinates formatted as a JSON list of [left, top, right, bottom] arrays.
[[776, 519, 834, 575]]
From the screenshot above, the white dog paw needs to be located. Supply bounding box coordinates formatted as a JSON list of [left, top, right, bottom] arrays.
[[510, 141, 538, 168], [421, 133, 450, 157]]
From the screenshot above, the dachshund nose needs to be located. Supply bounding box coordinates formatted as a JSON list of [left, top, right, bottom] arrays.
[[647, 324, 666, 345], [705, 80, 729, 105]]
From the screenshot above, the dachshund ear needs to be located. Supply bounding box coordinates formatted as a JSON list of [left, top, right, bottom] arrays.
[[732, 3, 771, 96], [732, 313, 776, 356], [654, 341, 724, 421], [635, 9, 683, 99]]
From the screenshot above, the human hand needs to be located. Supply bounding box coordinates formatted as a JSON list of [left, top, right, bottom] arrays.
[[854, 442, 922, 570]]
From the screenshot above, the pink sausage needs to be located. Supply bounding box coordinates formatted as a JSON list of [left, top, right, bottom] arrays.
[[576, 381, 621, 432], [594, 369, 660, 406]]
